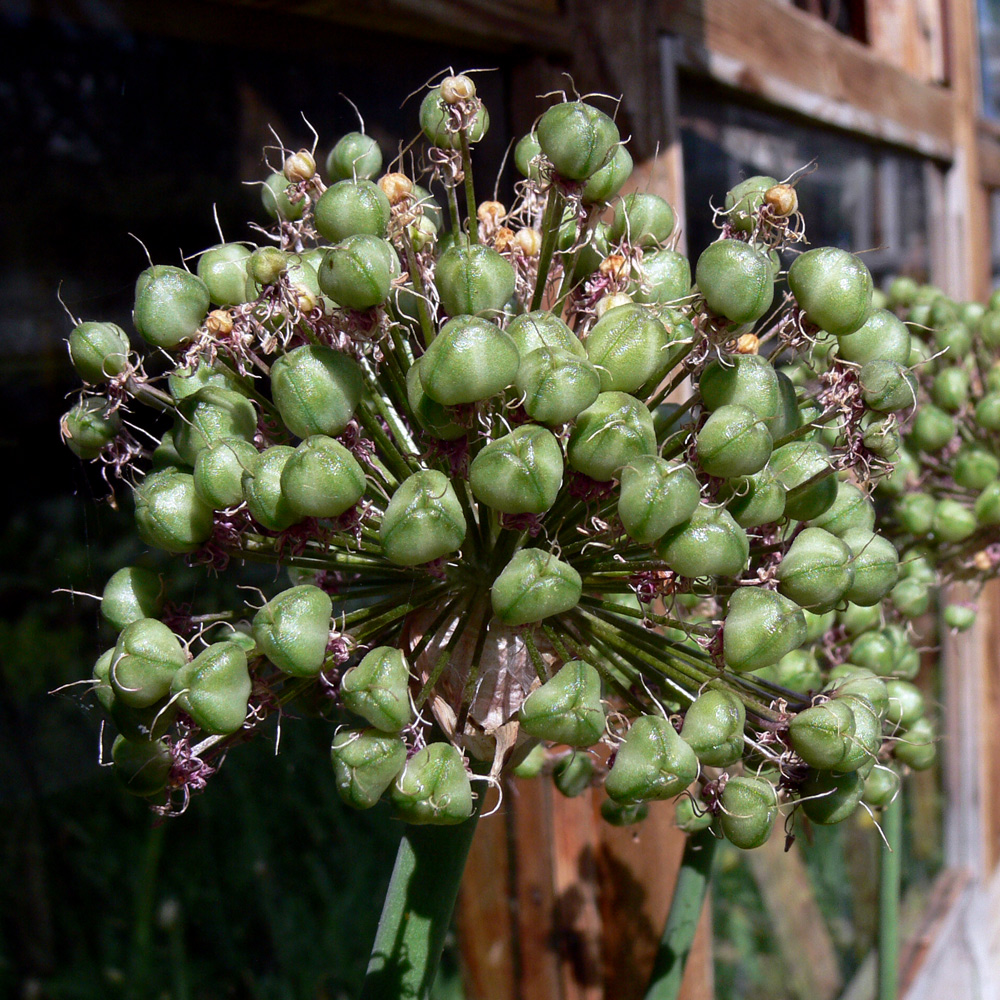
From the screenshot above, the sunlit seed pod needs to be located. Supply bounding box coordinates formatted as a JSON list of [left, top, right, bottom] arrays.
[[317, 234, 398, 310], [768, 441, 838, 521], [167, 358, 241, 402], [930, 367, 971, 412], [518, 661, 606, 747], [584, 303, 670, 393], [601, 798, 650, 827], [695, 239, 775, 325], [173, 386, 257, 466], [931, 498, 978, 543], [193, 438, 258, 510], [405, 360, 466, 441], [314, 179, 391, 243], [279, 436, 367, 520], [262, 173, 305, 224], [943, 604, 977, 631], [675, 795, 714, 833], [826, 670, 889, 721], [110, 618, 187, 709], [835, 308, 911, 365], [491, 549, 583, 626], [722, 585, 807, 673], [604, 715, 698, 804], [341, 646, 413, 733], [567, 391, 657, 481], [630, 248, 692, 305], [516, 347, 602, 425], [863, 766, 901, 808], [860, 413, 900, 459], [269, 344, 364, 439], [884, 679, 925, 729], [723, 175, 778, 233], [247, 247, 288, 287], [379, 470, 466, 566], [776, 527, 855, 613], [658, 505, 750, 580], [469, 425, 563, 515], [101, 566, 163, 632], [617, 456, 700, 545], [434, 243, 516, 318], [197, 244, 252, 309], [789, 699, 856, 770], [419, 316, 519, 405], [894, 493, 935, 536], [252, 585, 333, 678], [507, 310, 586, 359], [112, 735, 173, 798], [331, 729, 407, 810], [326, 132, 383, 182], [954, 447, 1000, 491], [696, 404, 773, 479], [581, 144, 633, 204], [890, 577, 931, 618], [68, 321, 131, 384], [61, 397, 121, 459], [94, 649, 176, 742], [799, 769, 864, 825], [808, 480, 875, 537], [837, 528, 898, 606], [679, 689, 746, 766], [722, 468, 786, 529], [858, 360, 917, 413], [420, 86, 489, 150], [242, 446, 300, 532], [132, 264, 211, 350], [719, 776, 778, 850], [893, 716, 936, 770], [134, 471, 214, 553], [608, 192, 675, 248], [832, 696, 882, 773], [514, 133, 543, 180], [553, 751, 596, 798], [787, 247, 873, 337], [169, 641, 251, 736], [536, 101, 619, 180]]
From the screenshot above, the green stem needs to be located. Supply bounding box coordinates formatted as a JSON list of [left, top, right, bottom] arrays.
[[643, 828, 717, 1000], [359, 800, 484, 1000], [531, 185, 566, 311], [402, 233, 436, 350], [127, 820, 166, 1000], [877, 789, 903, 1000], [459, 129, 478, 244]]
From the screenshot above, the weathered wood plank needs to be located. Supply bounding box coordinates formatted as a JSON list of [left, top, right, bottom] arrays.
[[866, 0, 946, 83]]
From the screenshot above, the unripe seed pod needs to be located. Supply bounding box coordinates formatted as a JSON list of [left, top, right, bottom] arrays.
[[270, 344, 363, 439], [724, 175, 778, 232], [975, 393, 1000, 431], [519, 661, 606, 746], [318, 234, 397, 310], [930, 367, 970, 412], [61, 398, 121, 459], [836, 308, 910, 365], [331, 729, 406, 809], [789, 699, 856, 769], [933, 320, 972, 358], [800, 769, 864, 825], [581, 144, 633, 204], [954, 447, 1000, 491], [722, 585, 807, 673], [101, 566, 163, 632], [567, 391, 657, 481], [839, 601, 881, 637], [859, 360, 917, 413], [618, 456, 700, 545], [406, 361, 466, 440], [110, 618, 187, 709], [910, 404, 955, 453], [420, 316, 519, 405], [776, 527, 855, 613], [242, 446, 300, 531], [341, 646, 412, 732], [193, 438, 258, 510], [197, 244, 252, 308], [279, 435, 366, 519], [893, 716, 936, 770], [608, 193, 675, 248], [261, 172, 304, 221], [932, 498, 977, 542], [863, 766, 901, 808], [981, 310, 1000, 347], [514, 133, 543, 180], [808, 480, 875, 537], [492, 549, 582, 626], [536, 101, 619, 180], [788, 247, 873, 336], [888, 275, 919, 309], [516, 347, 601, 425], [252, 585, 333, 677], [696, 239, 775, 324], [112, 734, 173, 797], [757, 648, 822, 693], [314, 179, 391, 243], [168, 358, 240, 402], [93, 649, 175, 742], [434, 243, 515, 318], [134, 471, 214, 553], [767, 370, 803, 440], [585, 303, 670, 393], [723, 468, 786, 528], [894, 493, 935, 536], [680, 689, 746, 766], [391, 742, 474, 825], [511, 743, 547, 779], [827, 670, 888, 720], [420, 87, 489, 149], [658, 505, 750, 579], [803, 608, 836, 643], [675, 795, 713, 833], [507, 310, 586, 358], [944, 604, 977, 631], [769, 441, 838, 521], [719, 776, 778, 850], [379, 470, 467, 566], [470, 425, 563, 515], [170, 641, 251, 735], [133, 265, 211, 350], [849, 630, 896, 676], [68, 321, 131, 383], [605, 715, 698, 803], [174, 386, 257, 466], [696, 404, 773, 479], [326, 132, 383, 182], [833, 696, 881, 773], [764, 183, 798, 216], [890, 577, 931, 618], [631, 249, 691, 305], [602, 798, 649, 826], [554, 751, 596, 798], [700, 354, 781, 422], [840, 528, 899, 606], [884, 679, 924, 729]]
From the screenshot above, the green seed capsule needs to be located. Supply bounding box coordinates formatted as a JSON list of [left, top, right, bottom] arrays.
[[630, 249, 692, 305], [722, 586, 807, 673], [270, 344, 363, 439], [849, 630, 896, 676], [279, 435, 366, 519], [519, 661, 606, 747], [981, 310, 1000, 347], [723, 468, 787, 528], [833, 696, 882, 773], [618, 456, 700, 545], [240, 244, 284, 287], [567, 391, 657, 481], [836, 309, 911, 365], [840, 528, 899, 606], [975, 393, 1000, 431], [932, 499, 977, 543], [314, 179, 391, 243], [776, 527, 855, 613], [910, 405, 956, 453], [511, 743, 547, 778], [134, 471, 214, 553], [68, 321, 131, 384], [380, 470, 466, 566], [675, 795, 713, 833], [585, 304, 671, 393], [788, 247, 873, 336], [884, 679, 925, 729], [827, 670, 888, 720], [789, 699, 856, 769], [893, 716, 936, 770], [242, 446, 299, 531], [170, 641, 251, 735], [392, 742, 474, 825], [680, 689, 746, 766], [954, 447, 1000, 491], [890, 577, 930, 618], [317, 235, 397, 310], [514, 133, 543, 180], [112, 734, 173, 797], [553, 751, 596, 798], [719, 776, 778, 850], [769, 441, 838, 521], [800, 769, 864, 825], [469, 425, 563, 515], [768, 370, 802, 440], [696, 404, 773, 479], [807, 480, 875, 537], [861, 414, 900, 459], [757, 648, 822, 694], [252, 585, 332, 677], [507, 311, 586, 358], [434, 243, 516, 319], [516, 347, 602, 425], [888, 276, 919, 309], [110, 618, 187, 709], [723, 175, 778, 232], [196, 243, 252, 306], [601, 798, 650, 827], [341, 646, 412, 732], [326, 132, 383, 182], [93, 649, 176, 741], [658, 505, 750, 579], [173, 386, 257, 466], [61, 397, 121, 459], [863, 766, 901, 808], [931, 367, 970, 412], [133, 265, 211, 349], [608, 193, 675, 248], [420, 87, 489, 150], [976, 482, 1000, 525], [605, 715, 698, 803], [933, 320, 972, 358], [331, 729, 407, 810], [536, 101, 619, 180], [261, 172, 304, 221], [858, 360, 917, 413], [839, 601, 881, 637], [419, 316, 519, 405], [581, 144, 634, 203], [696, 239, 775, 325], [492, 549, 583, 626], [101, 566, 163, 632], [193, 438, 258, 510], [944, 604, 977, 631], [894, 493, 935, 537], [700, 354, 781, 422], [405, 360, 466, 440], [803, 608, 836, 643]]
